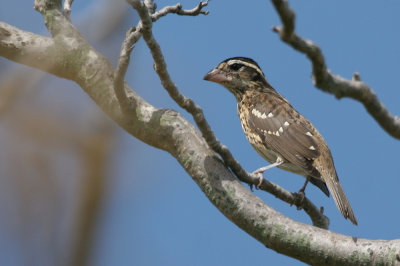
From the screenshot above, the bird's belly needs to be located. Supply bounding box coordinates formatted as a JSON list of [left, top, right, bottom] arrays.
[[246, 135, 307, 177], [278, 162, 306, 176]]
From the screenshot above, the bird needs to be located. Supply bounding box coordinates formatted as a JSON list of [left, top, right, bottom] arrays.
[[203, 57, 358, 225]]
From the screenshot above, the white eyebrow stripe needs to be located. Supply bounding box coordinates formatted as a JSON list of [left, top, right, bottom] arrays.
[[227, 59, 264, 77]]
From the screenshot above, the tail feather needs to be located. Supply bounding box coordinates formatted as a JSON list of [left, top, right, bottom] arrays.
[[324, 175, 358, 225], [309, 176, 330, 197]]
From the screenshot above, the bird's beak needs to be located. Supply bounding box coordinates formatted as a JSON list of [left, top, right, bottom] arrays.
[[203, 68, 230, 83]]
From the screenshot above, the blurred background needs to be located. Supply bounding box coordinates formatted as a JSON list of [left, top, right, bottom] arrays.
[[1, 0, 399, 265]]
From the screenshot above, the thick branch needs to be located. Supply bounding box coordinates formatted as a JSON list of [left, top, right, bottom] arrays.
[[128, 0, 328, 228], [0, 22, 59, 74], [1, 1, 400, 264], [271, 0, 400, 139]]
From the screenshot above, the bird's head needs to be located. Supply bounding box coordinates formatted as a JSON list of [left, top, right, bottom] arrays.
[[203, 57, 271, 99]]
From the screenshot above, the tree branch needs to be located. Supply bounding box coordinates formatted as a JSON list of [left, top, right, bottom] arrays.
[[63, 0, 74, 20], [114, 26, 137, 113], [151, 1, 209, 21], [0, 22, 58, 74], [271, 0, 400, 140], [114, 1, 209, 113], [1, 0, 400, 264]]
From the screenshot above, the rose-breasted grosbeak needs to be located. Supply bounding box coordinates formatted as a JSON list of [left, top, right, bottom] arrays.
[[204, 57, 357, 225]]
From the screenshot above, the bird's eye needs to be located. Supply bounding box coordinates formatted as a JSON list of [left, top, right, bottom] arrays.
[[252, 72, 262, 82], [229, 63, 243, 71]]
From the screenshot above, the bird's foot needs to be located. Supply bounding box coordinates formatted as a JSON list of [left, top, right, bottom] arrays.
[[252, 159, 284, 189], [257, 173, 264, 188], [297, 190, 305, 201], [293, 190, 305, 210], [251, 171, 264, 189], [249, 184, 254, 192]]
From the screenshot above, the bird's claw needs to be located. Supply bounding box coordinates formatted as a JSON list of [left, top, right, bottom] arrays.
[[249, 184, 254, 192], [252, 171, 264, 189], [293, 191, 305, 210], [257, 174, 263, 188]]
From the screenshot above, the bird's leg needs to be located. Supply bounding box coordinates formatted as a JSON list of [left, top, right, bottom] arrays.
[[253, 157, 284, 187], [295, 177, 310, 204], [298, 177, 310, 194]]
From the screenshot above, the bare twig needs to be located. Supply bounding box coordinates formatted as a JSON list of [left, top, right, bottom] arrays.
[[152, 1, 209, 21], [128, 0, 328, 228], [114, 26, 138, 113], [63, 0, 74, 20], [352, 72, 361, 82], [271, 0, 400, 139], [114, 0, 209, 112]]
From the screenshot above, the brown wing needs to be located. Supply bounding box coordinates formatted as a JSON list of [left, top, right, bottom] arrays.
[[247, 95, 321, 177]]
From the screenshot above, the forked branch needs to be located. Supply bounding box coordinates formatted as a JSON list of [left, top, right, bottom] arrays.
[[271, 0, 400, 139]]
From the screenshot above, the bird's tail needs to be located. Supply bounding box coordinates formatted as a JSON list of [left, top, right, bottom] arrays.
[[309, 176, 330, 197], [324, 174, 358, 225]]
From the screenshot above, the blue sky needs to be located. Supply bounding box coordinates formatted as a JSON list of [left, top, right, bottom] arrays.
[[2, 1, 400, 265]]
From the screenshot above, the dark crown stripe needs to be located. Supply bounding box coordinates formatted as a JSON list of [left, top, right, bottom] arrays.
[[223, 57, 261, 69], [224, 57, 264, 77]]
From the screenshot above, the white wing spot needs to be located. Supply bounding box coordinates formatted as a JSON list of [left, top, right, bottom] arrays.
[[253, 109, 272, 119], [306, 132, 313, 137], [284, 121, 290, 127], [279, 127, 283, 133], [252, 109, 262, 118], [275, 131, 280, 136], [267, 130, 272, 134], [309, 145, 316, 150]]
